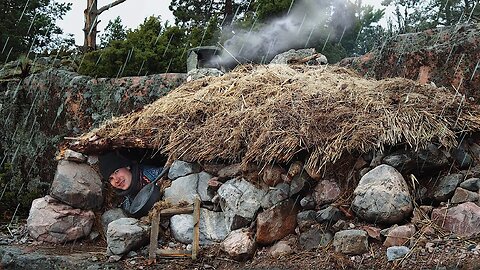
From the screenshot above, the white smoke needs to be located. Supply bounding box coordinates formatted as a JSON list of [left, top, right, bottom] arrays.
[[216, 0, 355, 68]]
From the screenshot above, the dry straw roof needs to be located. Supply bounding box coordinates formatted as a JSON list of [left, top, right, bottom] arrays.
[[73, 64, 480, 172]]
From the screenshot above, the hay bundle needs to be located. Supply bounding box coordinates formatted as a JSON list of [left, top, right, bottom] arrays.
[[75, 64, 480, 172]]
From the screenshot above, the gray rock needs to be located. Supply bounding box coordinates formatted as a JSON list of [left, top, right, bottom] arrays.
[[87, 155, 99, 165], [352, 165, 413, 224], [432, 173, 464, 202], [167, 160, 201, 180], [451, 187, 479, 204], [297, 210, 317, 223], [300, 195, 316, 210], [452, 143, 473, 169], [382, 151, 413, 172], [414, 145, 450, 172], [26, 196, 94, 244], [261, 183, 290, 209], [460, 178, 480, 192], [270, 48, 327, 65], [170, 208, 230, 245], [299, 228, 333, 250], [386, 246, 410, 261], [50, 160, 103, 210], [106, 218, 149, 255], [186, 68, 224, 82], [289, 172, 311, 197], [333, 229, 369, 255], [0, 245, 112, 269], [315, 206, 344, 225], [101, 208, 128, 233], [269, 241, 294, 258], [63, 149, 87, 163], [218, 178, 266, 230], [196, 172, 214, 202], [164, 173, 199, 204]]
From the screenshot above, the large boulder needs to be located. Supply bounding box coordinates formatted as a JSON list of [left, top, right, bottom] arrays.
[[101, 208, 128, 233], [352, 164, 413, 224], [26, 196, 94, 243], [50, 160, 103, 210], [106, 218, 150, 255], [164, 173, 200, 205], [256, 200, 298, 245], [170, 208, 230, 245], [167, 160, 201, 180], [217, 178, 266, 230]]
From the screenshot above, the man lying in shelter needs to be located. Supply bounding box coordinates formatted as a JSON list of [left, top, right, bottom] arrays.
[[98, 151, 168, 216]]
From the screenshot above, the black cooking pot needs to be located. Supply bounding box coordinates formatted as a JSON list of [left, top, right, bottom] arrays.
[[128, 182, 161, 218]]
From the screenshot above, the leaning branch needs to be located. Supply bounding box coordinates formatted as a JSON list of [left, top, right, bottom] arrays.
[[97, 0, 128, 15]]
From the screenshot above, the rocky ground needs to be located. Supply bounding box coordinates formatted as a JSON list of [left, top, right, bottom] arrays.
[[2, 219, 480, 270]]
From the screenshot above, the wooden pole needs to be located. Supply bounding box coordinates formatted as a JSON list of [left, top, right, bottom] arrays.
[[192, 196, 201, 260], [148, 212, 161, 262]]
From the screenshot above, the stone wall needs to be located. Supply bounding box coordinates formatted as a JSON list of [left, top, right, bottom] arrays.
[[0, 61, 186, 218]]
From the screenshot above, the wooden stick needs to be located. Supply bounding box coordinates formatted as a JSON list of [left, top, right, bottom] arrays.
[[160, 206, 194, 216], [148, 212, 161, 262], [156, 249, 192, 257], [192, 196, 201, 260]]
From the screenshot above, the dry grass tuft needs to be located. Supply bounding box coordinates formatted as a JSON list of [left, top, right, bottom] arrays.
[[75, 64, 480, 173]]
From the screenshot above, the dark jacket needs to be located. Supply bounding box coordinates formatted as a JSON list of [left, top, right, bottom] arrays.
[[118, 164, 163, 212]]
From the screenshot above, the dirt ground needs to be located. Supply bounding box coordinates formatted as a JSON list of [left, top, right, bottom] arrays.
[[2, 219, 480, 270], [3, 233, 480, 269]]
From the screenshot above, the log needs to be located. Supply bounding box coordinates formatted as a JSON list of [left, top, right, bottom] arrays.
[[148, 212, 161, 261], [192, 196, 201, 260], [160, 206, 194, 216]]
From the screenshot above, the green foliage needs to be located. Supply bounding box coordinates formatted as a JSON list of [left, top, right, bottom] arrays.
[[99, 16, 127, 48], [79, 16, 190, 77], [0, 0, 71, 63], [253, 0, 294, 21], [381, 0, 480, 33]]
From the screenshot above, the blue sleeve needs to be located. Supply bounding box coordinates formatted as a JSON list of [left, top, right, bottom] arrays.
[[141, 165, 164, 182]]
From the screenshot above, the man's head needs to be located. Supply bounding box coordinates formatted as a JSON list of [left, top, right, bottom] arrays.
[[99, 152, 133, 190]]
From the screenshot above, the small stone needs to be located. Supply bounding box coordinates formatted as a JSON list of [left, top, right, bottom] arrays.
[[108, 255, 122, 262], [386, 246, 410, 261], [127, 251, 137, 258], [426, 242, 435, 253]]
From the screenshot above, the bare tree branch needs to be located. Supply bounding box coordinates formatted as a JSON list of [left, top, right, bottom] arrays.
[[97, 0, 128, 15]]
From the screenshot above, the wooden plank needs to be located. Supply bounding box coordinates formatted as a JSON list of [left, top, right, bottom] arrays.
[[148, 212, 161, 262], [159, 206, 194, 216], [192, 196, 201, 260], [156, 249, 192, 257]]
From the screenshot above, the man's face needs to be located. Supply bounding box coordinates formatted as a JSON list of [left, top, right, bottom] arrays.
[[109, 167, 132, 190]]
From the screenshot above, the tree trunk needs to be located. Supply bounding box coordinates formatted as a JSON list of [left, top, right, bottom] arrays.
[[83, 0, 98, 51], [224, 0, 233, 25], [83, 0, 128, 52]]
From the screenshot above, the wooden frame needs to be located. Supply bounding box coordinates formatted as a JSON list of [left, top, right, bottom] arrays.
[[148, 196, 201, 262]]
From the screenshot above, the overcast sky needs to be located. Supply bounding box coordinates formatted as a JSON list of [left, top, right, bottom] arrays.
[[55, 0, 391, 46], [55, 0, 175, 45]]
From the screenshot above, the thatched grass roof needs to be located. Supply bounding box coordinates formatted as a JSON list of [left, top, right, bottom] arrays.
[[70, 64, 480, 172]]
